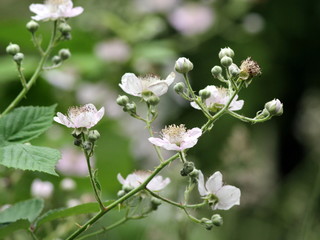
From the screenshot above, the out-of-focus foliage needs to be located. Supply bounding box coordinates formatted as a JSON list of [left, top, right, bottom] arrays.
[[0, 0, 319, 239]]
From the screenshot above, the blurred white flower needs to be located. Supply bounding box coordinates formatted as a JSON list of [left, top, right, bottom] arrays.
[[43, 68, 78, 90], [119, 72, 175, 97], [54, 103, 104, 129], [169, 4, 214, 36], [60, 178, 76, 191], [30, 0, 83, 21], [117, 171, 170, 191], [191, 86, 244, 112], [94, 39, 131, 63], [57, 147, 94, 177], [242, 13, 265, 34], [31, 179, 54, 198], [66, 198, 81, 207], [198, 171, 240, 210], [134, 0, 180, 13], [148, 124, 202, 151]]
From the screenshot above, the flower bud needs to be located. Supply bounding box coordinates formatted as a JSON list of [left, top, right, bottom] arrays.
[[255, 108, 270, 119], [147, 95, 160, 106], [229, 63, 240, 76], [13, 53, 24, 65], [201, 218, 214, 230], [199, 89, 211, 101], [180, 161, 195, 176], [175, 57, 194, 74], [26, 20, 39, 33], [59, 49, 71, 60], [73, 138, 82, 146], [151, 197, 162, 210], [117, 190, 126, 198], [88, 130, 100, 142], [188, 169, 200, 178], [173, 82, 185, 94], [83, 141, 93, 151], [72, 129, 82, 139], [211, 214, 223, 227], [6, 43, 20, 56], [220, 56, 233, 67], [211, 65, 222, 78], [124, 102, 136, 114], [58, 22, 72, 34], [218, 47, 234, 59], [116, 95, 129, 106], [265, 99, 283, 116], [52, 55, 62, 65]]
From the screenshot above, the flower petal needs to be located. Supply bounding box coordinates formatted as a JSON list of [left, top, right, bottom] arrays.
[[214, 185, 241, 210], [148, 137, 181, 151], [229, 99, 244, 111], [180, 138, 198, 150], [65, 7, 84, 18], [190, 101, 201, 110], [197, 171, 207, 196], [119, 73, 142, 96], [148, 82, 169, 96], [164, 72, 175, 86], [205, 171, 223, 194], [117, 173, 125, 185], [187, 128, 202, 138]]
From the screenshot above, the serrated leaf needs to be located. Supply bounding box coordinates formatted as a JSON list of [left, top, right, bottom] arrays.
[[0, 105, 56, 146], [0, 198, 44, 224], [0, 144, 60, 175], [36, 200, 113, 227]]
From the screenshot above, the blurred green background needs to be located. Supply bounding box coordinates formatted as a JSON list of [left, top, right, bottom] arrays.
[[1, 0, 320, 239]]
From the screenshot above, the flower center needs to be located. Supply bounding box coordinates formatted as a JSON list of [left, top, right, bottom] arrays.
[[46, 0, 69, 5], [161, 124, 186, 146], [67, 105, 91, 119]]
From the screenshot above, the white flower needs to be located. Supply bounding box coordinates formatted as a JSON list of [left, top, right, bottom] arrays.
[[148, 124, 202, 151], [54, 104, 104, 129], [198, 171, 241, 210], [29, 0, 83, 21], [191, 85, 244, 112], [60, 178, 76, 191], [31, 179, 54, 198], [117, 171, 170, 191], [119, 72, 175, 97]]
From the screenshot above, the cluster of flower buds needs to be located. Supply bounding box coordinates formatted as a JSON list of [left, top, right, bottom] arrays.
[[52, 48, 71, 65], [200, 214, 223, 230], [59, 22, 72, 40], [116, 95, 137, 115], [6, 43, 24, 65]]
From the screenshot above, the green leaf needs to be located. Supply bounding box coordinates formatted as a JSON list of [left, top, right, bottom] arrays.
[[36, 201, 113, 227], [0, 198, 44, 224], [0, 144, 60, 175], [0, 219, 30, 238], [0, 105, 56, 146]]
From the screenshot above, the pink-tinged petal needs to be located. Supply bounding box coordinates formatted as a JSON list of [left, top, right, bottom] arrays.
[[205, 171, 223, 194], [147, 176, 170, 191], [229, 100, 244, 111], [148, 137, 181, 151], [119, 73, 142, 96], [65, 7, 84, 17], [164, 72, 175, 86], [187, 128, 202, 138], [54, 112, 74, 128], [205, 85, 218, 95], [94, 107, 105, 123], [180, 138, 198, 150], [148, 82, 169, 96], [117, 173, 125, 185], [29, 4, 47, 14], [214, 185, 241, 210], [197, 171, 207, 196], [190, 101, 201, 110]]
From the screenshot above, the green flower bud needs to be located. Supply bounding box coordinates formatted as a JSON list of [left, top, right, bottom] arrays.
[[26, 20, 39, 33], [211, 65, 222, 78], [211, 214, 223, 227], [180, 161, 195, 176], [151, 197, 162, 210], [175, 57, 194, 74], [117, 190, 126, 198], [124, 102, 136, 114], [88, 130, 100, 142], [6, 43, 20, 56], [116, 95, 129, 106], [147, 95, 160, 106], [201, 218, 214, 230], [58, 22, 72, 34], [59, 49, 71, 60], [13, 53, 24, 65], [229, 63, 240, 76], [199, 89, 211, 101], [220, 56, 233, 67], [265, 99, 283, 116], [174, 82, 185, 94], [218, 47, 234, 59], [52, 55, 62, 65], [189, 169, 200, 178], [83, 141, 93, 151]]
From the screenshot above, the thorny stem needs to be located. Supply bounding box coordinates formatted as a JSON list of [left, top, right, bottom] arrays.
[[66, 153, 180, 240], [0, 21, 58, 117], [227, 110, 272, 123]]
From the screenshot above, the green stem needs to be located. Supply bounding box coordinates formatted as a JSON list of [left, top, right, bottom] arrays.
[[31, 33, 44, 56], [0, 21, 58, 117], [179, 152, 187, 163], [227, 110, 271, 123], [146, 122, 164, 162], [66, 153, 179, 240], [17, 64, 27, 89], [76, 217, 128, 240]]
